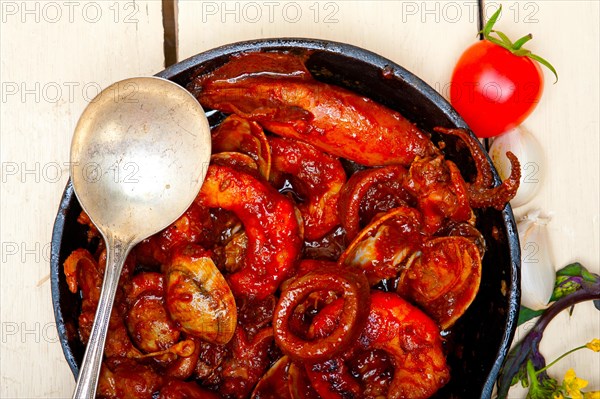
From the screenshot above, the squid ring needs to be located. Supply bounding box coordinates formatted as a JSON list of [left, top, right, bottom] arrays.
[[273, 267, 370, 362], [338, 165, 410, 241]]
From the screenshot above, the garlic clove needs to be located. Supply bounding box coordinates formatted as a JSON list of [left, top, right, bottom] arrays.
[[517, 210, 555, 310], [489, 126, 545, 208]]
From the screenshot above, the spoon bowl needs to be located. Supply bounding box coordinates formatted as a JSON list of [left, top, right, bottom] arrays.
[[69, 76, 211, 398], [71, 77, 211, 240]]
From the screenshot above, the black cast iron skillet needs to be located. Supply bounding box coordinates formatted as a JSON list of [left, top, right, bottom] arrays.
[[51, 38, 520, 399]]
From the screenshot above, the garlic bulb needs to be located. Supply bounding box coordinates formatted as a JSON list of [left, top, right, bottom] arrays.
[[517, 210, 555, 310], [489, 126, 545, 208]]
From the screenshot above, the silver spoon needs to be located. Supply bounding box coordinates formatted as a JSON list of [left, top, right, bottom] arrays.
[[69, 77, 211, 399]]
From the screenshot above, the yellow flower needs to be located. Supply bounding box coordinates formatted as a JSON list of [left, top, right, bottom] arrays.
[[564, 369, 588, 399], [584, 392, 600, 399], [585, 338, 600, 352], [554, 394, 565, 399]]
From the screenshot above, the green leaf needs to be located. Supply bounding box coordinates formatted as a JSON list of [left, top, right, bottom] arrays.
[[528, 53, 559, 84], [582, 268, 598, 282], [518, 306, 544, 326], [556, 262, 597, 282], [486, 36, 508, 49], [513, 49, 532, 57], [483, 5, 502, 37], [492, 30, 514, 48], [556, 262, 585, 277]]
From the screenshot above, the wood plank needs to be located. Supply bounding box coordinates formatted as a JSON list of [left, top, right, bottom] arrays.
[[0, 1, 164, 397]]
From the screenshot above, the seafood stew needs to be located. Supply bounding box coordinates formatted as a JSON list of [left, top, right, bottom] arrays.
[[51, 39, 520, 399]]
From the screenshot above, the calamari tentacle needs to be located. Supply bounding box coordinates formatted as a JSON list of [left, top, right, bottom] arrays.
[[434, 127, 521, 209], [468, 152, 521, 209]]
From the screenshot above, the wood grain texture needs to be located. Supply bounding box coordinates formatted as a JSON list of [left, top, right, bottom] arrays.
[[177, 0, 478, 92], [0, 1, 597, 398], [504, 1, 600, 396], [0, 1, 164, 397]]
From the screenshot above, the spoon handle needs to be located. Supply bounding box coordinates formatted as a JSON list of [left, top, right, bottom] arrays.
[[72, 237, 131, 399]]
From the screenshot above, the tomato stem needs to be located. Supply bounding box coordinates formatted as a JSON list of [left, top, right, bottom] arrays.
[[493, 30, 514, 48], [479, 5, 558, 83], [513, 34, 533, 50]]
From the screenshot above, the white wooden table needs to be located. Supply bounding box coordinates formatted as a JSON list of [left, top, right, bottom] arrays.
[[1, 1, 598, 398]]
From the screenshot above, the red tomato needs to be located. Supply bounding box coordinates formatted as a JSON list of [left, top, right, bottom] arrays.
[[450, 40, 544, 138]]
